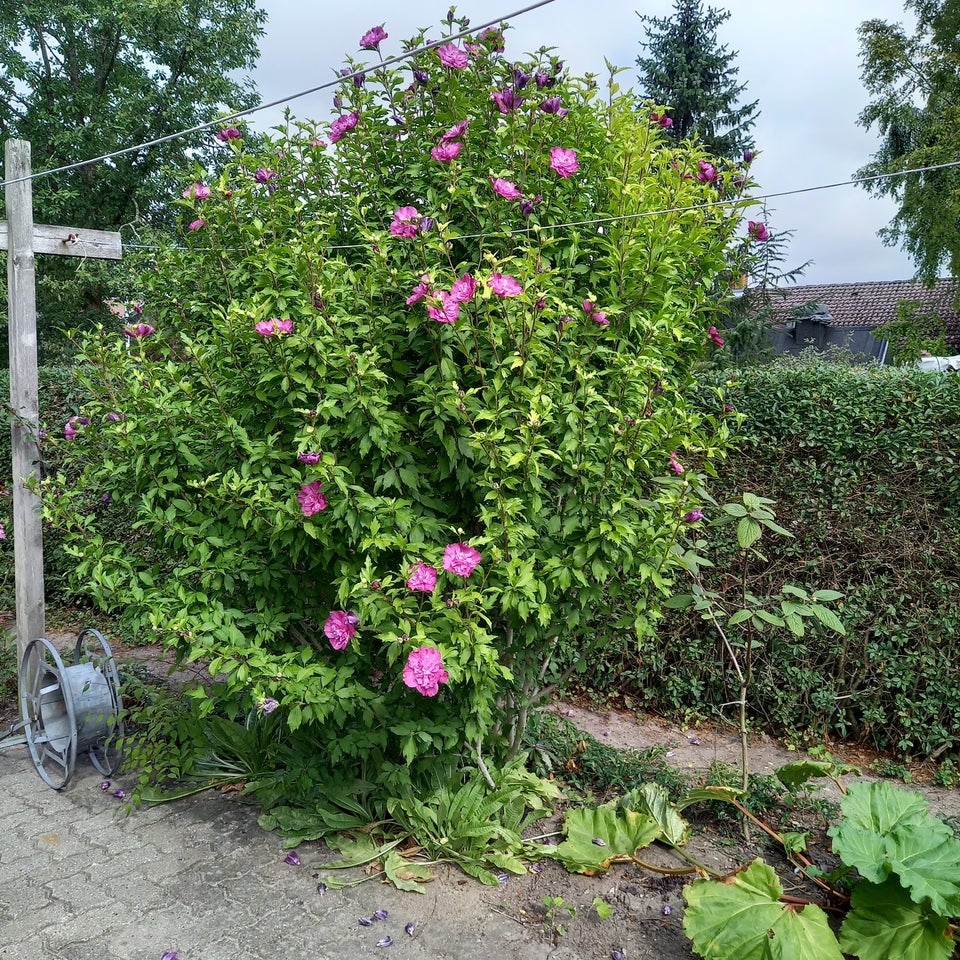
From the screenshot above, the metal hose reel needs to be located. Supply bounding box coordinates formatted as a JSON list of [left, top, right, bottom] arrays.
[[19, 628, 124, 790]]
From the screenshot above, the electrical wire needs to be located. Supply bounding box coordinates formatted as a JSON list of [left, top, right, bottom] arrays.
[[119, 155, 960, 254], [0, 0, 556, 190]]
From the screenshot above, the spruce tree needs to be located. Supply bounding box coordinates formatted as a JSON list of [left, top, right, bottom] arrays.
[[635, 0, 758, 160]]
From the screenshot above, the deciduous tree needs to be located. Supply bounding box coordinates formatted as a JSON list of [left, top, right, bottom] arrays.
[[856, 1, 960, 282], [0, 0, 266, 340]]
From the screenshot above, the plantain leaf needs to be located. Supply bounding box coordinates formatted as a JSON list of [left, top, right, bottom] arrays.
[[382, 850, 433, 893], [683, 859, 844, 960], [839, 878, 954, 960], [543, 799, 661, 874]]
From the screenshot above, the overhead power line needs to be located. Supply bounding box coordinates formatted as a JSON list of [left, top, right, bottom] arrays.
[[0, 0, 557, 190]]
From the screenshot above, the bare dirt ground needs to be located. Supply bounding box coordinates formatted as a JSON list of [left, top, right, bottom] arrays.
[[4, 627, 959, 959]]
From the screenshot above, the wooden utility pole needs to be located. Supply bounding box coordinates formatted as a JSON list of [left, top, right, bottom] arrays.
[[2, 139, 122, 690]]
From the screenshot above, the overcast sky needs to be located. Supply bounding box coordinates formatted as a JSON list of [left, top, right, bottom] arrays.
[[250, 0, 918, 286]]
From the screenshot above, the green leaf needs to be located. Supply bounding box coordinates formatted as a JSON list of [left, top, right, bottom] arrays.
[[728, 609, 753, 627], [382, 850, 433, 893], [676, 785, 743, 810], [321, 834, 404, 870], [664, 594, 695, 609], [683, 860, 844, 960], [621, 783, 691, 846], [810, 604, 846, 635], [775, 759, 860, 790], [830, 781, 958, 898], [737, 517, 761, 549], [839, 878, 954, 960], [544, 799, 661, 874], [885, 824, 960, 915], [812, 590, 844, 602]]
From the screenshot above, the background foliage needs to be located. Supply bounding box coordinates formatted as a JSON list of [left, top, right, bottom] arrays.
[[856, 0, 960, 282], [0, 0, 265, 345], [607, 359, 960, 760]]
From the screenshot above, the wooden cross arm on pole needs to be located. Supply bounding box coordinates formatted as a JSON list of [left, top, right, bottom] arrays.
[[0, 221, 122, 259]]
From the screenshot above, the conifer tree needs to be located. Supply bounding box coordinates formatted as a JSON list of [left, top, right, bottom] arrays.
[[635, 0, 758, 160]]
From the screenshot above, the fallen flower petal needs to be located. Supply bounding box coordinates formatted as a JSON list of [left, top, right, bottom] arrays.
[[161, 953, 179, 960], [662, 905, 673, 916], [592, 838, 607, 847], [99, 780, 111, 791], [112, 789, 125, 800], [377, 937, 393, 948], [405, 923, 415, 937], [359, 917, 374, 927], [316, 882, 328, 895], [374, 909, 389, 921], [284, 850, 300, 866]]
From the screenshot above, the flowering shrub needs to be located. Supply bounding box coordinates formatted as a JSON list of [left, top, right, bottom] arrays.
[[44, 13, 750, 784]]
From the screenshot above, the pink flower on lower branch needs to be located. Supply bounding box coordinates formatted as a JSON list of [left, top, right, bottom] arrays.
[[443, 542, 482, 577], [403, 646, 449, 697], [708, 325, 725, 347], [324, 610, 359, 650], [298, 481, 327, 516]]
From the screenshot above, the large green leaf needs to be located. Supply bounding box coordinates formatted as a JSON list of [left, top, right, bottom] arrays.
[[621, 783, 691, 846], [885, 824, 960, 916], [836, 781, 930, 836], [683, 859, 843, 960], [839, 878, 954, 960], [544, 799, 661, 874], [830, 781, 960, 907]]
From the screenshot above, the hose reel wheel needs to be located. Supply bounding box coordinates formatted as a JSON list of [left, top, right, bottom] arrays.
[[20, 629, 124, 790]]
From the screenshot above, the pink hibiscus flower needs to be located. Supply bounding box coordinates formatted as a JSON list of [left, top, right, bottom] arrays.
[[426, 291, 460, 323], [490, 178, 521, 200], [324, 610, 359, 651], [431, 141, 462, 162], [436, 44, 468, 69], [487, 273, 523, 297], [406, 562, 438, 593], [549, 147, 579, 178], [298, 481, 328, 516], [403, 646, 450, 697], [450, 273, 476, 303], [442, 542, 482, 577]]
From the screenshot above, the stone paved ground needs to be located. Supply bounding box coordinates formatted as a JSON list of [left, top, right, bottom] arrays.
[[1, 744, 565, 960]]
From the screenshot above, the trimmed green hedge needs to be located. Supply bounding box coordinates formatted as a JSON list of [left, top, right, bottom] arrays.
[[615, 362, 960, 759]]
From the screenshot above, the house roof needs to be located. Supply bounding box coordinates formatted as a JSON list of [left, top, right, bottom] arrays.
[[770, 279, 960, 345]]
